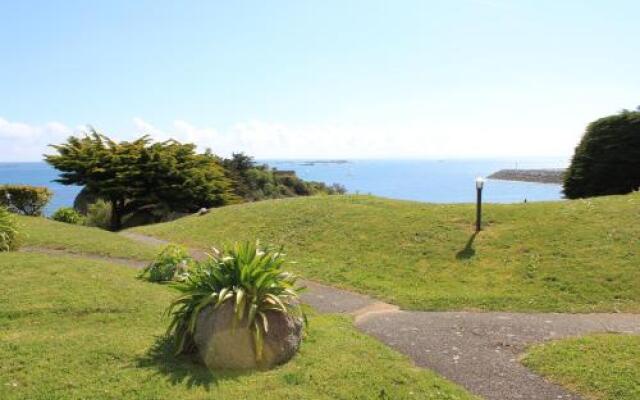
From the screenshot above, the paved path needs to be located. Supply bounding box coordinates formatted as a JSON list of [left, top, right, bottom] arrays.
[[357, 311, 639, 400], [120, 232, 210, 260], [106, 233, 639, 399], [297, 278, 640, 400], [20, 246, 147, 269]]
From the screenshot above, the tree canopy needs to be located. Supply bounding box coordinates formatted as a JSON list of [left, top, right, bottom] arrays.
[[45, 129, 232, 230], [222, 152, 346, 201], [563, 109, 640, 199]]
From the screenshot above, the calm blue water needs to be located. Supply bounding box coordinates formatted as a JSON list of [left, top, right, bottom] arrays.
[[0, 162, 83, 215], [266, 158, 567, 204], [0, 159, 567, 215]]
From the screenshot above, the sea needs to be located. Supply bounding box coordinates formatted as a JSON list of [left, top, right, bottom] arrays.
[[0, 158, 568, 215]]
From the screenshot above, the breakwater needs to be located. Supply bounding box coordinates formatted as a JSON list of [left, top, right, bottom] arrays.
[[488, 169, 565, 184]]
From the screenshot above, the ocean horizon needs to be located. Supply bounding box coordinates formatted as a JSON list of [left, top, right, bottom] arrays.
[[0, 158, 568, 215]]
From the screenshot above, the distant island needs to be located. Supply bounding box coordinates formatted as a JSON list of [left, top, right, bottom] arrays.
[[488, 168, 566, 184], [299, 160, 350, 166]]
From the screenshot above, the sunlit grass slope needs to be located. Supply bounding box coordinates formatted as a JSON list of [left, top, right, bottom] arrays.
[[523, 334, 640, 400], [17, 215, 159, 260], [0, 252, 475, 400], [132, 193, 640, 312]]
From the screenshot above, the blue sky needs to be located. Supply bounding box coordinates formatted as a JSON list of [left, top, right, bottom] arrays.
[[0, 0, 638, 161]]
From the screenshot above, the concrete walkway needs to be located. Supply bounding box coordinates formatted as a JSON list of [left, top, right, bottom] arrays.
[[297, 278, 640, 400], [357, 310, 639, 400], [60, 233, 640, 400]]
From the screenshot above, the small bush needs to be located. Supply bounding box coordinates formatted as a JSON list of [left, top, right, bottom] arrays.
[[85, 200, 112, 230], [51, 207, 85, 225], [166, 242, 305, 357], [0, 185, 53, 216], [140, 244, 194, 282], [0, 206, 20, 251], [329, 183, 347, 194]]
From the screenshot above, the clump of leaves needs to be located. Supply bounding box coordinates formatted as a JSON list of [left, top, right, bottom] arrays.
[[51, 207, 85, 225], [0, 206, 20, 251], [166, 241, 305, 359], [140, 244, 194, 282]]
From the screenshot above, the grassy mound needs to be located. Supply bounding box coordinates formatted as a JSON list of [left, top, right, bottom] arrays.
[[132, 193, 640, 312], [522, 334, 640, 400], [0, 252, 475, 399], [17, 216, 159, 260]]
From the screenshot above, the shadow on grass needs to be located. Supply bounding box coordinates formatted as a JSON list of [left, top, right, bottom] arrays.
[[136, 335, 249, 390], [456, 232, 478, 260]]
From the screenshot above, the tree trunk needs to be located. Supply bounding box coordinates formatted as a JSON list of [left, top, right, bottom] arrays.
[[110, 199, 122, 231]]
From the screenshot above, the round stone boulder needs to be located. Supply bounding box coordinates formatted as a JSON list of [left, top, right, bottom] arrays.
[[193, 301, 303, 370]]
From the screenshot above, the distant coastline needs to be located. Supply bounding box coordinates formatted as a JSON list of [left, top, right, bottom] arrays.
[[488, 169, 566, 184], [267, 159, 350, 167], [1, 160, 566, 210], [298, 160, 350, 166]]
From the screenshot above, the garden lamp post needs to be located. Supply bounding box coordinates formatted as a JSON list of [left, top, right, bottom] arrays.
[[475, 177, 484, 231]]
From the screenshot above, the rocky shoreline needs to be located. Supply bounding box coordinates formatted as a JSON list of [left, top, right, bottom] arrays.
[[488, 169, 566, 184]]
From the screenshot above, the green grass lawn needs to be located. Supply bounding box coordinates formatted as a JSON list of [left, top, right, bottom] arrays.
[[0, 251, 476, 400], [522, 334, 640, 400], [16, 215, 159, 260], [131, 192, 640, 312]]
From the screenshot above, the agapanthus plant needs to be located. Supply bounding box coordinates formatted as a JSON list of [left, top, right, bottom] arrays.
[[166, 241, 305, 359]]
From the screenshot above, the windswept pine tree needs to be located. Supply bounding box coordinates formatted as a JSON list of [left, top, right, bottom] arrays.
[[45, 129, 233, 230]]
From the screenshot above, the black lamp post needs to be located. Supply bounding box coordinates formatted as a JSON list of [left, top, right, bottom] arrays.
[[475, 177, 484, 231]]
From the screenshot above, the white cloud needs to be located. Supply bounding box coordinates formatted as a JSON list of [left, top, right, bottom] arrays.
[[132, 117, 166, 138], [0, 119, 35, 139], [130, 118, 394, 159], [0, 117, 73, 161], [0, 115, 582, 162], [128, 117, 580, 160]]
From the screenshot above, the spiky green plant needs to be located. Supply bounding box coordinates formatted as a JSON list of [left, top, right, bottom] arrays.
[[166, 241, 305, 360], [0, 206, 20, 251], [140, 244, 194, 282]]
